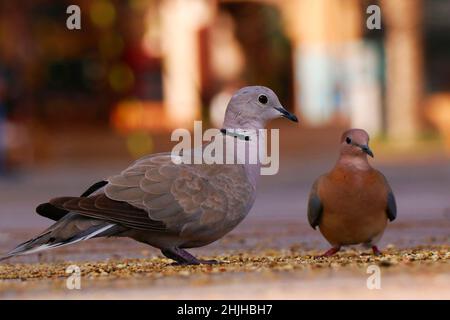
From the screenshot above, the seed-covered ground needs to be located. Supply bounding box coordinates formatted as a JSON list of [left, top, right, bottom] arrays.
[[1, 219, 449, 300], [0, 245, 449, 299]]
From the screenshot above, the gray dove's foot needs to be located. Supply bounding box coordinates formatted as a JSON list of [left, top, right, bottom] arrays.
[[170, 259, 219, 266], [161, 248, 219, 265]]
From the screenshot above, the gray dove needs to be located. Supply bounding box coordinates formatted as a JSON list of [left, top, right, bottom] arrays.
[[0, 86, 298, 265]]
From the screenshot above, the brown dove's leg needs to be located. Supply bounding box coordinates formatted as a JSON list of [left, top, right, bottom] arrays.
[[161, 248, 218, 265], [317, 246, 341, 258], [372, 246, 382, 256]]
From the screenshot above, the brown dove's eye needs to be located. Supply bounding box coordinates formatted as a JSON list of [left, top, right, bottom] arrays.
[[258, 94, 268, 104], [346, 137, 352, 144]]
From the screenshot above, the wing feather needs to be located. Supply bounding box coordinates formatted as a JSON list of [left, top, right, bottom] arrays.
[[307, 177, 324, 229], [374, 170, 397, 222], [51, 153, 254, 236]]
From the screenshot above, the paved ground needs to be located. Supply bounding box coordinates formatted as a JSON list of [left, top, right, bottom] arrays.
[[0, 127, 449, 299]]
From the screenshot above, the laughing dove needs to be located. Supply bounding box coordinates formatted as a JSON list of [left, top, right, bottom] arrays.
[[0, 86, 298, 265], [307, 129, 396, 257]]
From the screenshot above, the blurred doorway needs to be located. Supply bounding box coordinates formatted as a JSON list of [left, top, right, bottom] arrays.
[[201, 1, 294, 126]]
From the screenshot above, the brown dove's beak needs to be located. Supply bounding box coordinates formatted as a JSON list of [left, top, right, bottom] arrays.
[[361, 145, 374, 158], [275, 106, 298, 123]]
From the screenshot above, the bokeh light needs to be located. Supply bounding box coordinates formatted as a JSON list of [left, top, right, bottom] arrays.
[[90, 0, 116, 29], [126, 131, 154, 158], [110, 99, 168, 133], [108, 63, 135, 93], [98, 34, 124, 60]]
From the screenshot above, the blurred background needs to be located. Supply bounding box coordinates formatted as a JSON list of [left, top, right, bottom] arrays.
[[1, 0, 450, 170], [0, 0, 449, 263]]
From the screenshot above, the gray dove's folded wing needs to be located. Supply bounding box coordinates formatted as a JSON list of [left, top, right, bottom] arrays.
[[50, 154, 255, 236]]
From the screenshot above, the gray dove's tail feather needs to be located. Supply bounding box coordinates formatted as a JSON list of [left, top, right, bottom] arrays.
[[0, 215, 119, 262]]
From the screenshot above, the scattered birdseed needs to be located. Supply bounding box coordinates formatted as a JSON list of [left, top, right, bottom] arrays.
[[0, 245, 447, 282]]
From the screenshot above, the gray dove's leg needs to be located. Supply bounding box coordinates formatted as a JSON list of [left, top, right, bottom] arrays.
[[161, 248, 218, 265]]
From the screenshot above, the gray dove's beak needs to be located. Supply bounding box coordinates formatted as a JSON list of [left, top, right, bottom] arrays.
[[275, 106, 298, 122], [360, 144, 374, 158]]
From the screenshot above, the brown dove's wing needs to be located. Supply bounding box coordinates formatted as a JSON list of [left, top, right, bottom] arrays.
[[52, 153, 254, 236], [375, 170, 397, 222], [386, 191, 397, 221], [307, 177, 324, 229]]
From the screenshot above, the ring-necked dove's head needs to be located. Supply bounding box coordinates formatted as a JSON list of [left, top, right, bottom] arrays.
[[340, 128, 374, 158], [223, 86, 298, 129]]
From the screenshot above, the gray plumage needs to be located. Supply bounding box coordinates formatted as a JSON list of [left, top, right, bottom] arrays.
[[386, 191, 397, 221], [307, 179, 323, 230], [1, 86, 298, 264]]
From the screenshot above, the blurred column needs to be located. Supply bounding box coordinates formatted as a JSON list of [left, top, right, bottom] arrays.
[[282, 0, 365, 126], [159, 0, 213, 128], [287, 0, 335, 125], [344, 41, 383, 136], [381, 0, 423, 143]]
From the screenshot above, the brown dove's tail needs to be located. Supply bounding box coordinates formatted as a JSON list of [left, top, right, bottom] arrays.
[[0, 214, 119, 262]]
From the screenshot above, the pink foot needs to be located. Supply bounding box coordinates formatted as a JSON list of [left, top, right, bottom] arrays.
[[316, 247, 340, 258], [372, 246, 382, 256]]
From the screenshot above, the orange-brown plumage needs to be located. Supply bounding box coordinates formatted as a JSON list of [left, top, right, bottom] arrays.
[[307, 129, 396, 256]]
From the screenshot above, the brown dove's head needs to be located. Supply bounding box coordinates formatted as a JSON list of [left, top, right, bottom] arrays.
[[340, 129, 374, 158], [223, 86, 298, 129]]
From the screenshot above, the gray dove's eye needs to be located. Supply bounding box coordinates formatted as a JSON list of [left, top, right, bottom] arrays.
[[346, 137, 352, 144], [258, 94, 268, 104]]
